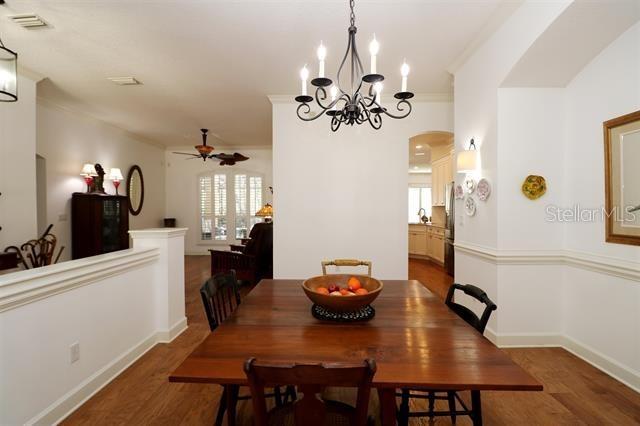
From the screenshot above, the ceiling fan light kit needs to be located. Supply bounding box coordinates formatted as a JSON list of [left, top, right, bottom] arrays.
[[172, 129, 250, 166], [295, 0, 414, 131]]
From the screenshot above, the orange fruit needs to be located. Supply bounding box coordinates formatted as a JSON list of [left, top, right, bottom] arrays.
[[339, 288, 350, 296], [347, 277, 362, 291], [316, 287, 329, 295], [355, 288, 369, 295]]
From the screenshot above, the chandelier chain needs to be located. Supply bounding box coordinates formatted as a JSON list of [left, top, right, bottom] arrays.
[[349, 0, 355, 27]]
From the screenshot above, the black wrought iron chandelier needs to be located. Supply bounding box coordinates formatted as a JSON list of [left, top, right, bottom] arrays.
[[295, 0, 414, 131]]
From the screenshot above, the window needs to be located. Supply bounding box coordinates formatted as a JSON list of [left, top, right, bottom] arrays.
[[408, 187, 431, 223], [200, 172, 263, 242]]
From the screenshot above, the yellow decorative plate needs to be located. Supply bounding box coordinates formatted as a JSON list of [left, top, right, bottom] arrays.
[[522, 175, 547, 200]]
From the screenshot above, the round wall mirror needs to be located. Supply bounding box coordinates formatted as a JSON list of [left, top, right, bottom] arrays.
[[126, 165, 144, 216]]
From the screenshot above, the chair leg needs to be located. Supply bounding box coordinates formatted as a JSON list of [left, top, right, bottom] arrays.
[[274, 386, 283, 407], [471, 390, 482, 426], [398, 389, 410, 426], [447, 391, 457, 424], [286, 385, 297, 403], [428, 391, 435, 419], [226, 385, 239, 426], [215, 386, 227, 426]]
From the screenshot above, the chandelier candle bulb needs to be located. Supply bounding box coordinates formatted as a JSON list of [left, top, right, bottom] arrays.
[[374, 82, 383, 105], [300, 65, 309, 96], [330, 85, 338, 109], [317, 42, 327, 78], [369, 35, 379, 74], [401, 61, 410, 93]]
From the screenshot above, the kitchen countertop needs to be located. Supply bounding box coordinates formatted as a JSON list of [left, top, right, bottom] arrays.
[[409, 223, 446, 229]]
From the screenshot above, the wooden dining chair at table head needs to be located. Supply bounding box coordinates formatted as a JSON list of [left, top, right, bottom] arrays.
[[321, 259, 372, 277], [244, 358, 377, 426], [397, 283, 497, 426]]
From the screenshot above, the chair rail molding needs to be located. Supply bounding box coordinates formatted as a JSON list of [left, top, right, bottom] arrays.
[[0, 248, 160, 312], [455, 241, 640, 282]]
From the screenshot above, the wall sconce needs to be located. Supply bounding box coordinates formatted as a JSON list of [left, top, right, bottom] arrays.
[[80, 163, 98, 193], [457, 138, 478, 173], [108, 168, 124, 195]]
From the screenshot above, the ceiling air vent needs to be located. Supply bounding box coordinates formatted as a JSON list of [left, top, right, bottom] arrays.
[[107, 77, 142, 86], [8, 14, 48, 28]]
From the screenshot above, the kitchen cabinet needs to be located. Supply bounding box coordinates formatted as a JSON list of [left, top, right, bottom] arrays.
[[409, 225, 445, 265], [431, 154, 453, 206], [408, 226, 427, 256]]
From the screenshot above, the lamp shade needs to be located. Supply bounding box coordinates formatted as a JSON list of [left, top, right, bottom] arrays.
[[0, 42, 17, 102], [80, 163, 98, 177], [255, 203, 273, 218], [108, 168, 123, 181], [457, 150, 478, 173]]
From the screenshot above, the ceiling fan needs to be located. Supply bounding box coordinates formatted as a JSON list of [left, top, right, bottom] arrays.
[[172, 129, 250, 165]]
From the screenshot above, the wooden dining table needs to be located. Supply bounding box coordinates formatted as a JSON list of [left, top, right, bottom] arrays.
[[170, 279, 542, 425]]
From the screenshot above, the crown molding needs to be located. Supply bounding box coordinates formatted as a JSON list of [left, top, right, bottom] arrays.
[[447, 0, 524, 75]]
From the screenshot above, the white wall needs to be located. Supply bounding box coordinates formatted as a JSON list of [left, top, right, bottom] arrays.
[[562, 21, 640, 377], [0, 229, 186, 425], [455, 7, 640, 391], [272, 98, 453, 280], [165, 146, 273, 254], [0, 75, 38, 248], [36, 100, 167, 261]]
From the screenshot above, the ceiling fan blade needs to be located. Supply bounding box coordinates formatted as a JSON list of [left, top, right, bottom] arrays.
[[233, 153, 249, 161], [172, 152, 199, 157]]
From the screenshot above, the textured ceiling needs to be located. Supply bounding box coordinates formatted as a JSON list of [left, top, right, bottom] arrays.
[[1, 0, 506, 146]]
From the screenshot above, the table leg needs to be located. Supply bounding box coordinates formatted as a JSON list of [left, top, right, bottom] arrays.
[[378, 388, 397, 426], [226, 384, 239, 426], [471, 390, 483, 426]]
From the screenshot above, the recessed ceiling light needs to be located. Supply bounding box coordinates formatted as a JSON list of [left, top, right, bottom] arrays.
[[415, 145, 423, 149], [107, 76, 142, 86], [415, 152, 425, 156]]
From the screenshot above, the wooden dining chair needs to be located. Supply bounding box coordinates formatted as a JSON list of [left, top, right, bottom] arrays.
[[244, 358, 377, 426], [321, 259, 372, 277], [200, 271, 296, 426], [397, 283, 497, 426]]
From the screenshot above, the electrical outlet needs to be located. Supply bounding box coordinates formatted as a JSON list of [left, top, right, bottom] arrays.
[[70, 342, 80, 364], [58, 213, 68, 222]]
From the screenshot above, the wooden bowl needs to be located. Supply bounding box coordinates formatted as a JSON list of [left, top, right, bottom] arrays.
[[302, 274, 383, 313]]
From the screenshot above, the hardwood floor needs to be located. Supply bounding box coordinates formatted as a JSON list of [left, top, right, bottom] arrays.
[[61, 256, 640, 425]]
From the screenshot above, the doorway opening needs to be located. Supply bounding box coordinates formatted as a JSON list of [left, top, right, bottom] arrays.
[[407, 131, 455, 296]]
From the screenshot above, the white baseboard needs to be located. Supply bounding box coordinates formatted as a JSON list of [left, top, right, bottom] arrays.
[[485, 328, 640, 393], [27, 321, 190, 426], [157, 317, 188, 343]]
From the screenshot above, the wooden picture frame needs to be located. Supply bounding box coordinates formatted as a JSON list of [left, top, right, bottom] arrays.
[[126, 165, 145, 216], [604, 110, 640, 246]]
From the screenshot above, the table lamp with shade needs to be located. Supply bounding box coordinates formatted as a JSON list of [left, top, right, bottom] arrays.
[[255, 203, 273, 223], [80, 163, 98, 193], [108, 168, 124, 195]]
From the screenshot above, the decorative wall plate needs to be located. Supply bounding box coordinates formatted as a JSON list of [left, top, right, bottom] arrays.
[[464, 196, 476, 216], [476, 178, 491, 201], [464, 177, 476, 194], [522, 175, 547, 200], [454, 184, 465, 200]]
